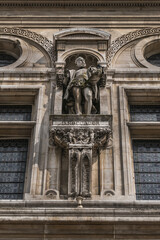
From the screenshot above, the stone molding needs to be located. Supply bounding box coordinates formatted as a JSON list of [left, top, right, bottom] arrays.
[[133, 35, 160, 69], [0, 27, 54, 64], [0, 35, 31, 69], [0, 200, 160, 223], [54, 28, 110, 40], [107, 27, 160, 68], [1, 0, 160, 8]]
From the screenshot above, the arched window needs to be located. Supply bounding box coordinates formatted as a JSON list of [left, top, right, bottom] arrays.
[[0, 53, 17, 67], [146, 53, 160, 67]]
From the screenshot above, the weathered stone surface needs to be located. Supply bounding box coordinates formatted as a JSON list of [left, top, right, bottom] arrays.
[[0, 1, 160, 238]]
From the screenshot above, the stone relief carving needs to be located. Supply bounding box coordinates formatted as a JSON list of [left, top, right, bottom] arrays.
[[45, 189, 59, 199], [63, 56, 103, 114], [69, 148, 92, 198], [106, 27, 160, 68], [103, 189, 115, 197], [50, 127, 111, 149], [49, 122, 112, 199]]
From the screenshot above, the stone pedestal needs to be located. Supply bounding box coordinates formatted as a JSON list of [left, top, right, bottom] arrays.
[[49, 115, 112, 198]]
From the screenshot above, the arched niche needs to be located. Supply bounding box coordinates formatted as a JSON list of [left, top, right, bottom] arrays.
[[54, 28, 110, 71], [53, 28, 110, 115], [62, 53, 101, 115], [65, 53, 98, 70]]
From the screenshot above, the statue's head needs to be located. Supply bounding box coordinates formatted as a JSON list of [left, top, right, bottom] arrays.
[[75, 56, 86, 68]]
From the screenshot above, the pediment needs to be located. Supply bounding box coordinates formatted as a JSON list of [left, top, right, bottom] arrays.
[[54, 28, 110, 41], [59, 33, 104, 41]]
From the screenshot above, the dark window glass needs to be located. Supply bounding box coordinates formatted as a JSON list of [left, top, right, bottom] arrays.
[[0, 105, 32, 121], [0, 53, 17, 67], [133, 140, 160, 200], [130, 105, 160, 121], [147, 53, 160, 67], [0, 139, 28, 199]]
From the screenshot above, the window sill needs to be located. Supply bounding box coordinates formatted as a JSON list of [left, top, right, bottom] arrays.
[[127, 122, 160, 138]]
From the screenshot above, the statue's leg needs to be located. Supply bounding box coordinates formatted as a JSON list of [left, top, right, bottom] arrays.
[[72, 87, 82, 114], [83, 87, 92, 114]]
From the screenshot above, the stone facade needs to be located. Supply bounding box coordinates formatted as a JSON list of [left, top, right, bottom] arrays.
[[0, 0, 160, 239]]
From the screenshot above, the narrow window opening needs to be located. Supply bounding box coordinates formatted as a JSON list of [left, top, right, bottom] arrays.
[[0, 139, 28, 199]]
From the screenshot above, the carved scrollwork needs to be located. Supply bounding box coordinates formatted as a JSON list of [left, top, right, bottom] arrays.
[[99, 73, 106, 88], [57, 74, 64, 88], [103, 189, 115, 197], [45, 189, 59, 199], [49, 127, 112, 149]]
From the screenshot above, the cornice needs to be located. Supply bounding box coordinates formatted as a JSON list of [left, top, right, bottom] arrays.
[[0, 200, 160, 223], [1, 0, 160, 8]]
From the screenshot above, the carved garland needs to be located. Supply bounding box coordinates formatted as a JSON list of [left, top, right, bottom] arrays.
[[0, 27, 55, 63], [106, 27, 160, 68]]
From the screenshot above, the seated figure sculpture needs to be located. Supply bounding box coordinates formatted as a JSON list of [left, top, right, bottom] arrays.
[[63, 56, 102, 114]]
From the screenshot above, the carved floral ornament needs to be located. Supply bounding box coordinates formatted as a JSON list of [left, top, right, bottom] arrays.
[[49, 127, 112, 150], [107, 27, 160, 68]]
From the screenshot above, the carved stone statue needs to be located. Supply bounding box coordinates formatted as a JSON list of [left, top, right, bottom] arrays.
[[63, 56, 102, 114]]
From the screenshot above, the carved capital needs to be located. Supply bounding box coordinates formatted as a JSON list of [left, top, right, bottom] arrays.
[[99, 73, 107, 88], [55, 62, 66, 88]]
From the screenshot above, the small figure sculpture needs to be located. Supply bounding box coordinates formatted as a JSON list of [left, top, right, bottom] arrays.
[[63, 56, 102, 114], [90, 130, 95, 143], [68, 128, 75, 144]]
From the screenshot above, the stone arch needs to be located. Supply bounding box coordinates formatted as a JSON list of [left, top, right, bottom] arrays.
[[107, 27, 160, 68], [61, 48, 105, 63], [0, 27, 54, 67]]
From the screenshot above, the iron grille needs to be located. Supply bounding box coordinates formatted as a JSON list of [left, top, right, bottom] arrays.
[[133, 140, 160, 200], [0, 53, 17, 67], [130, 105, 160, 121], [0, 139, 28, 199], [147, 53, 160, 67], [0, 105, 32, 121]]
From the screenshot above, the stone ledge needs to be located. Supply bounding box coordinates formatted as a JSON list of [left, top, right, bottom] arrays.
[[0, 199, 160, 208], [0, 200, 160, 223]]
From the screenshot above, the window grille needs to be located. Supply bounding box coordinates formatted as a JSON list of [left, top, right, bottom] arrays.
[[0, 53, 17, 67], [133, 140, 160, 200], [130, 105, 160, 121], [146, 53, 160, 67], [0, 139, 28, 199], [0, 105, 32, 121]]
